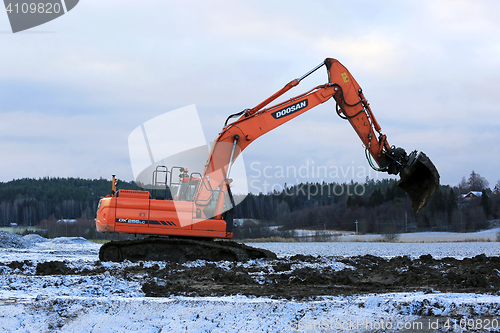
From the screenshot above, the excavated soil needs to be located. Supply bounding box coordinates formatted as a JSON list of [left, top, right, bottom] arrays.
[[22, 253, 500, 300]]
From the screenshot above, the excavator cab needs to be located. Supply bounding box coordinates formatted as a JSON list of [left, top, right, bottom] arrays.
[[151, 166, 202, 202], [174, 176, 200, 201]]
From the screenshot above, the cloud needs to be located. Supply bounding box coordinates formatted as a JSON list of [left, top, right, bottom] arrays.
[[0, 0, 499, 188], [424, 0, 500, 36], [0, 110, 132, 180], [319, 34, 408, 77]]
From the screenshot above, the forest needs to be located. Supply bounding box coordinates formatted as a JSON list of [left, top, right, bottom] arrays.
[[0, 177, 139, 227], [233, 172, 499, 238], [0, 171, 498, 238]]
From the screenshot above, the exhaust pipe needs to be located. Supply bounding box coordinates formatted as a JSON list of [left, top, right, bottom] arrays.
[[397, 151, 440, 213]]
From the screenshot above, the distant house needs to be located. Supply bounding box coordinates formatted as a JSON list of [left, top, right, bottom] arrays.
[[233, 219, 260, 227], [9, 223, 18, 227], [462, 191, 484, 199], [56, 219, 78, 224]]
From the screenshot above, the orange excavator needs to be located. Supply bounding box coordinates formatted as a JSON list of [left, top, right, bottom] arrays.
[[96, 58, 439, 262]]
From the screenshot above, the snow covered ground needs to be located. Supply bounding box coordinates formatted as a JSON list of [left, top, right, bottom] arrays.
[[2, 292, 500, 332], [293, 227, 500, 242], [249, 241, 500, 260], [0, 232, 499, 332]]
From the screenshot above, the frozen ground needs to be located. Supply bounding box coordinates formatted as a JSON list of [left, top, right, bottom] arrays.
[[294, 227, 500, 242], [0, 232, 499, 332], [249, 241, 500, 260]]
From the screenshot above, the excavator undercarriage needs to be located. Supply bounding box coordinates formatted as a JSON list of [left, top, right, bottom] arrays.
[[99, 237, 276, 263]]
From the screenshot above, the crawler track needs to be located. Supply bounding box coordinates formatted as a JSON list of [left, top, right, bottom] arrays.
[[99, 238, 277, 263]]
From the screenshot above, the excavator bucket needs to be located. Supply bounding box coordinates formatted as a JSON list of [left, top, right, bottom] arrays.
[[397, 152, 440, 213]]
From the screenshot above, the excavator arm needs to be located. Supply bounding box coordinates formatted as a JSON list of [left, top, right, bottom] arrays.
[[196, 58, 439, 216]]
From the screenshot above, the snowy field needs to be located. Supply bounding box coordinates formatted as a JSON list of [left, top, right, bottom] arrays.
[[249, 240, 500, 260], [0, 232, 499, 332], [293, 227, 500, 243]]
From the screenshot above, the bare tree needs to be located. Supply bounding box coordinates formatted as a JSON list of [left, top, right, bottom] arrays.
[[458, 177, 469, 194], [468, 171, 489, 191]]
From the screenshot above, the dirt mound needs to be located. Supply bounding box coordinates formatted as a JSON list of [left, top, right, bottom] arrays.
[[49, 237, 91, 245], [8, 260, 33, 271], [36, 261, 74, 275], [140, 254, 500, 299], [23, 234, 48, 243], [0, 232, 32, 248], [8, 253, 499, 300]]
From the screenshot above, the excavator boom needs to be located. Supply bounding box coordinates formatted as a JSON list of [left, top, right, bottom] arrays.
[[200, 58, 439, 214]]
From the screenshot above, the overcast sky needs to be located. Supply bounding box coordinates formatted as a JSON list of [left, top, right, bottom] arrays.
[[0, 0, 499, 192]]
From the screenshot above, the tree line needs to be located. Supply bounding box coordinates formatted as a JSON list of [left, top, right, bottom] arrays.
[[233, 171, 500, 235], [0, 177, 138, 226], [0, 172, 498, 236]]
